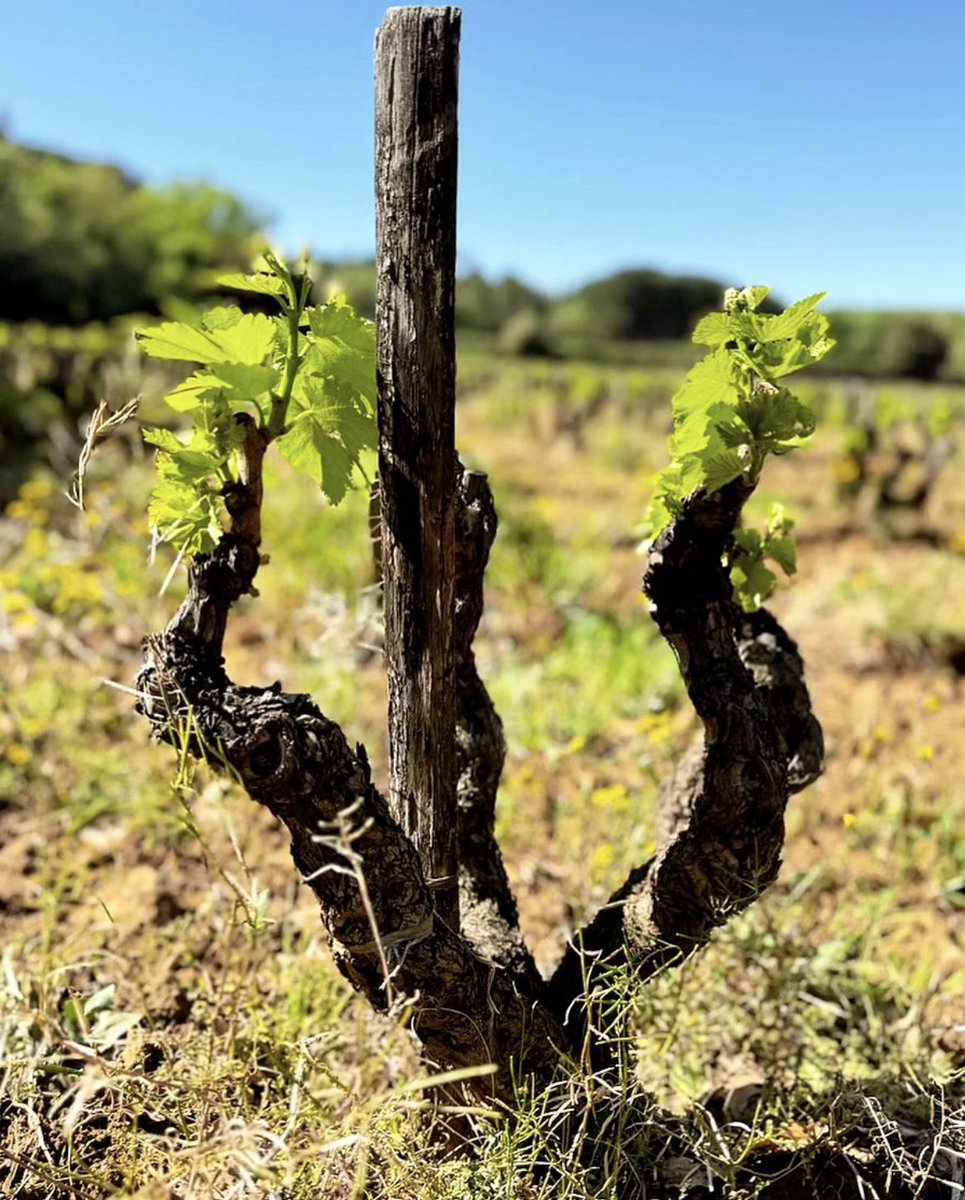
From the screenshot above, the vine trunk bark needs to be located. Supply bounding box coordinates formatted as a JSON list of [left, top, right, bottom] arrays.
[[134, 4, 824, 1116]]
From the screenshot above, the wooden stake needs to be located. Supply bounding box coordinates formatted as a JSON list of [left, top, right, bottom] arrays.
[[375, 6, 461, 930]]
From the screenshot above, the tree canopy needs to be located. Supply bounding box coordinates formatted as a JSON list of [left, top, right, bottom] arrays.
[[0, 135, 262, 325]]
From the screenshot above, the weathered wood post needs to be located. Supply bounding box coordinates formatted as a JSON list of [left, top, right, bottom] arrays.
[[375, 7, 461, 931]]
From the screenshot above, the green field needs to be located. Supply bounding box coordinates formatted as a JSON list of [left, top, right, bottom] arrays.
[[2, 350, 965, 1197]]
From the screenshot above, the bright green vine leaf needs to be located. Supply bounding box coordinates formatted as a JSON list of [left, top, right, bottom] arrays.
[[215, 269, 289, 299], [137, 255, 378, 566], [300, 300, 378, 406], [730, 504, 798, 612], [642, 285, 833, 610], [735, 385, 816, 455], [162, 365, 282, 414], [690, 311, 733, 347], [690, 289, 832, 380], [730, 553, 778, 614], [763, 292, 828, 341], [136, 308, 275, 365], [206, 362, 280, 398], [277, 379, 376, 506], [162, 374, 225, 413], [670, 350, 740, 423], [144, 409, 246, 557]]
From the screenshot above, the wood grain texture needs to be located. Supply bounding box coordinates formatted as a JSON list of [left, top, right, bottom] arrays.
[[375, 7, 462, 928]]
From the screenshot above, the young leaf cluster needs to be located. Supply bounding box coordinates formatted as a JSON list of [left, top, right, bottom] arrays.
[[730, 502, 797, 613], [644, 286, 834, 611], [137, 254, 376, 560]]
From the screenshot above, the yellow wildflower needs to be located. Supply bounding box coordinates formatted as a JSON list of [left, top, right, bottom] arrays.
[[5, 743, 30, 767]]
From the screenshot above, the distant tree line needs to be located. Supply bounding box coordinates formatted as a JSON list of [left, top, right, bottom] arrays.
[[826, 310, 965, 382], [317, 260, 965, 382], [315, 261, 731, 354], [0, 134, 261, 324], [2, 134, 962, 382]]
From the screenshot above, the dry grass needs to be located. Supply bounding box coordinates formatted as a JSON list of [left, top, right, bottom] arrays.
[[2, 363, 965, 1196]]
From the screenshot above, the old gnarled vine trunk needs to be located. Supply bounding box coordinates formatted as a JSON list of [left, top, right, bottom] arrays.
[[134, 4, 823, 1113], [136, 466, 823, 1104]]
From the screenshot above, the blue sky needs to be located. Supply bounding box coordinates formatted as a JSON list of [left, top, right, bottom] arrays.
[[3, 1, 964, 309]]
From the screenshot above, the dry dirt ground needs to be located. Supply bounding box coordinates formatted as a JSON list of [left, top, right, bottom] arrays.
[[2, 394, 965, 1196]]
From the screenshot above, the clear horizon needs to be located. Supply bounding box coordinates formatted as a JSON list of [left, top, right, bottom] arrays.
[[3, 1, 964, 312]]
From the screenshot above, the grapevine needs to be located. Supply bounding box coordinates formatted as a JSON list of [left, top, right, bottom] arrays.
[[643, 285, 834, 610], [137, 252, 377, 565]]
